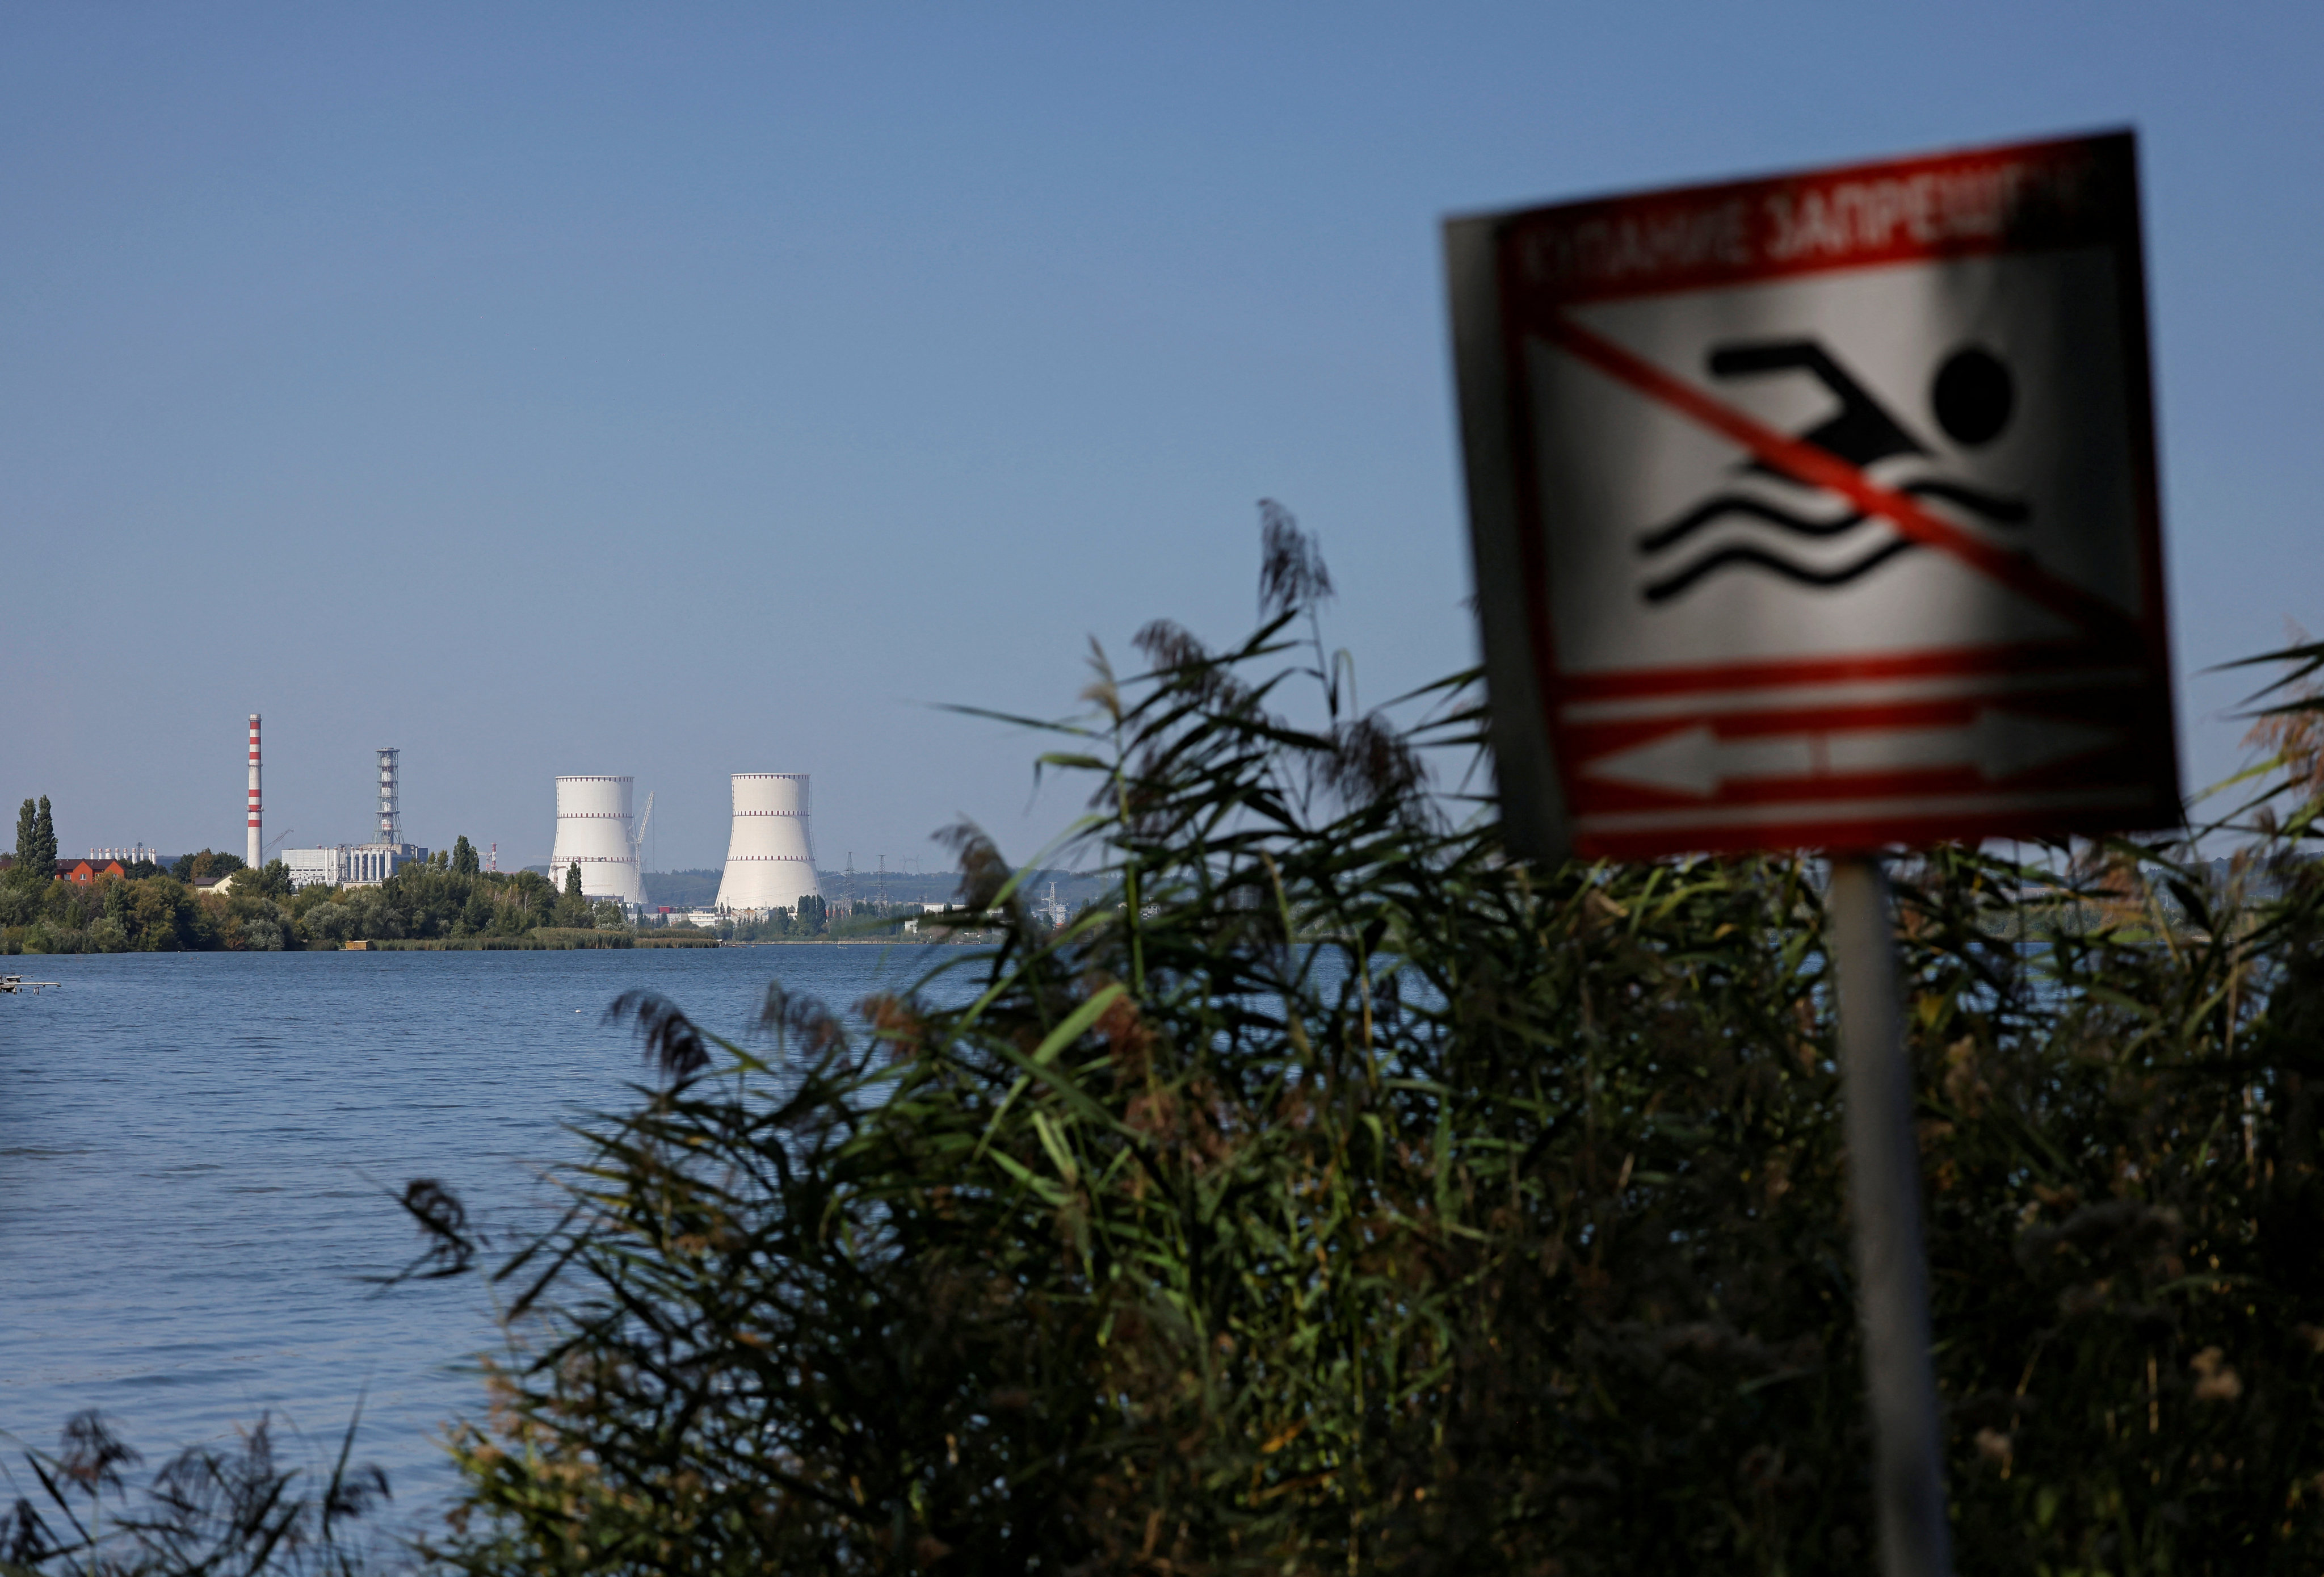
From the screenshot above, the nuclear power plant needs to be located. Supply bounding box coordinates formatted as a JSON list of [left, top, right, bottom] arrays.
[[714, 773, 821, 915], [239, 733, 830, 912], [549, 775, 646, 905]]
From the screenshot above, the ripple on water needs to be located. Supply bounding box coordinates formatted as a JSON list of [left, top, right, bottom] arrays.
[[0, 944, 968, 1527]]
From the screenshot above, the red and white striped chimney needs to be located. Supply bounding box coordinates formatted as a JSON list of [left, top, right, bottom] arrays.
[[246, 714, 263, 870]]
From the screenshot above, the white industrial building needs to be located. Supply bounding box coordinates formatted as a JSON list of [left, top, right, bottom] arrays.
[[714, 773, 821, 915], [284, 843, 427, 890], [549, 775, 645, 906]]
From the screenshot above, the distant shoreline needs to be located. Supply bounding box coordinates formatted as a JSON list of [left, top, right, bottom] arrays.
[[10, 935, 988, 958], [344, 934, 973, 951]]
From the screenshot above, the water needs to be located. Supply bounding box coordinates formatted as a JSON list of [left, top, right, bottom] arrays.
[[0, 945, 969, 1532]]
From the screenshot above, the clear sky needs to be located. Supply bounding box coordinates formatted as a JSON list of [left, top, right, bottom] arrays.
[[7, 2, 2319, 872]]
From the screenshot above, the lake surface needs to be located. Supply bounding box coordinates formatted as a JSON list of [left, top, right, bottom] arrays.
[[0, 945, 973, 1532]]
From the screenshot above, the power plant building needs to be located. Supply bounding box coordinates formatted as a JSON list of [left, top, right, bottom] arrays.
[[284, 843, 427, 889], [714, 773, 820, 915], [280, 746, 429, 890], [549, 775, 645, 905]]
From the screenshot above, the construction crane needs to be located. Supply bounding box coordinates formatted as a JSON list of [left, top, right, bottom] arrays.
[[262, 828, 295, 859], [630, 791, 654, 871]]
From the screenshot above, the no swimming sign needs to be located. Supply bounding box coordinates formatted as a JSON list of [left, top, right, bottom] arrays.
[[1447, 131, 2178, 861]]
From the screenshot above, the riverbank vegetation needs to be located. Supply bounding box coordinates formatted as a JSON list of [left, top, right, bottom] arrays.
[[0, 816, 1010, 956], [382, 521, 2324, 1574], [711, 896, 943, 942], [0, 840, 610, 955], [10, 519, 2323, 1573], [3, 1408, 396, 1575]]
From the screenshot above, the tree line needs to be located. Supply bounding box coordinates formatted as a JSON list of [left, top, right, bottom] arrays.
[[0, 824, 618, 953]]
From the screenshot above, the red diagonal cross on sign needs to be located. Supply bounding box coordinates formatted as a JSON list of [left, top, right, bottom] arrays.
[[1537, 312, 2140, 648]]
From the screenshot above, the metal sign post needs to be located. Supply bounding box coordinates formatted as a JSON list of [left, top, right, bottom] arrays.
[[1444, 131, 2180, 1576], [1828, 854, 1949, 1577]]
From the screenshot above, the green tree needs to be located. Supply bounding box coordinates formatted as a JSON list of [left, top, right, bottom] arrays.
[[452, 835, 480, 876], [12, 796, 37, 882], [300, 900, 359, 946], [27, 794, 58, 878], [170, 849, 245, 883], [125, 878, 195, 951], [238, 859, 295, 901], [552, 865, 595, 929]]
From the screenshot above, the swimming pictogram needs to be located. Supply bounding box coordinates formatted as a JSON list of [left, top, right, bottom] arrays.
[[1636, 339, 2028, 603]]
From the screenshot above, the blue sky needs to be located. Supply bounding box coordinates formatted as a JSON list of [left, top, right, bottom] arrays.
[[6, 2, 2319, 870]]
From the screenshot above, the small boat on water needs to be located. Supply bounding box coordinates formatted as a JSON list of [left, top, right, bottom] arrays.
[[1, 974, 62, 994]]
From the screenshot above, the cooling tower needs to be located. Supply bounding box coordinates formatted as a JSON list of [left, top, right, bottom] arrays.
[[549, 775, 644, 905], [714, 773, 820, 913]]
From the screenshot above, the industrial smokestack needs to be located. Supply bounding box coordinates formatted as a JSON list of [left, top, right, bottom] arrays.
[[549, 776, 643, 904], [246, 714, 263, 869], [714, 773, 820, 915]]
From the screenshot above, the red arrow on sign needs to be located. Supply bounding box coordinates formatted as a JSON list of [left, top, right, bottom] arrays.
[[1581, 710, 2120, 799]]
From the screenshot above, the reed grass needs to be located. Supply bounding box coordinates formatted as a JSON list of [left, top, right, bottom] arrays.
[[17, 511, 2322, 1574], [398, 513, 2324, 1575]]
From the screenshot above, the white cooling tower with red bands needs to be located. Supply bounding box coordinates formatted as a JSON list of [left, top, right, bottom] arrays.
[[714, 773, 820, 914], [246, 715, 263, 870], [549, 775, 644, 904]]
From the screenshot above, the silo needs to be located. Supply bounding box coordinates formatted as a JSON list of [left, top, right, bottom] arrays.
[[549, 775, 643, 905], [715, 773, 820, 914]]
